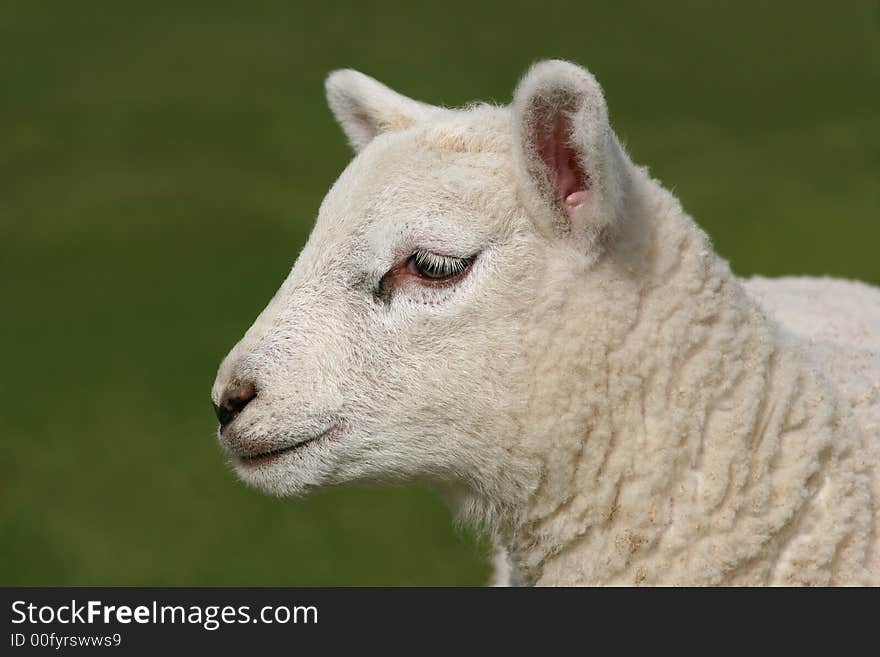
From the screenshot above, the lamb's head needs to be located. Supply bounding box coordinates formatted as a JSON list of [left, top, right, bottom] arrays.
[[212, 60, 634, 505]]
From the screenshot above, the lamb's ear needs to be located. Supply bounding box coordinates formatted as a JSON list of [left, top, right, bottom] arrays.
[[325, 69, 435, 152], [513, 60, 629, 255]]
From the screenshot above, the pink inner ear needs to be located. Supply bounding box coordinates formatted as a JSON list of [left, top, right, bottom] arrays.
[[536, 113, 589, 211]]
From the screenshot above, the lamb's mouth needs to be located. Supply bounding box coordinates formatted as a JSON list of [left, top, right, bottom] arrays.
[[233, 421, 344, 467]]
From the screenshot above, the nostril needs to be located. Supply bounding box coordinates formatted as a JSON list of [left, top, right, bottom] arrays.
[[214, 382, 257, 428]]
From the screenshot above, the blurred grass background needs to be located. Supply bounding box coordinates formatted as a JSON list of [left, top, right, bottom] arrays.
[[0, 1, 877, 585]]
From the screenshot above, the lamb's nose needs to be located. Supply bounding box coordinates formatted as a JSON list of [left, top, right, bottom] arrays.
[[214, 382, 257, 428]]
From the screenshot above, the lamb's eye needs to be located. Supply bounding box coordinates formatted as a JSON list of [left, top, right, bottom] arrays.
[[374, 249, 477, 300], [407, 250, 473, 281]]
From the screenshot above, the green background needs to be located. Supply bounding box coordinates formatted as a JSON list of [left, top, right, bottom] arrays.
[[1, 1, 877, 585]]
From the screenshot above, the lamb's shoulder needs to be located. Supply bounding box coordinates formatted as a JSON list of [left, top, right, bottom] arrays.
[[743, 275, 880, 584]]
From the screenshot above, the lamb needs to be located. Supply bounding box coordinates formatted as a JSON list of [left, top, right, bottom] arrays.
[[211, 60, 880, 586]]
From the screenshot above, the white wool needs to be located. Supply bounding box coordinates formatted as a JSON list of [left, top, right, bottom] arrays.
[[213, 60, 879, 586]]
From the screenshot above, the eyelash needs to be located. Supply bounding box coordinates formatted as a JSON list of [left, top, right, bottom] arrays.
[[408, 250, 473, 280]]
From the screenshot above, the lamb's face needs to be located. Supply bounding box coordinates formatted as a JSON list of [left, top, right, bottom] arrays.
[[213, 127, 543, 497], [212, 61, 627, 500]]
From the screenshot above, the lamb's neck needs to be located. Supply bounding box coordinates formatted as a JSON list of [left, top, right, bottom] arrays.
[[498, 181, 870, 585]]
